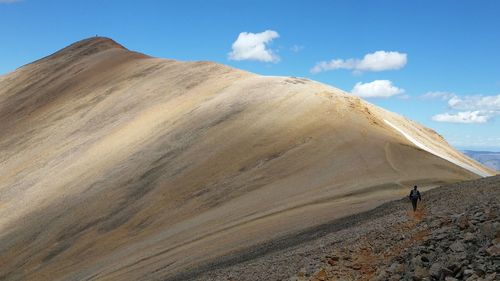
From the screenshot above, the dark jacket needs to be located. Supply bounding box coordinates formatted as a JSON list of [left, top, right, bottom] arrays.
[[409, 189, 421, 201]]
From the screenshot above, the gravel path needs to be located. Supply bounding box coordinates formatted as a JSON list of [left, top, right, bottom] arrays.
[[166, 175, 499, 281]]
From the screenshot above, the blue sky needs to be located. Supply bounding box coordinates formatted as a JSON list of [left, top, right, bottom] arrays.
[[1, 0, 499, 151]]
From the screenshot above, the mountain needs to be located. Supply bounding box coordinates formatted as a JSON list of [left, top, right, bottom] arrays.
[[463, 150, 500, 171], [0, 37, 494, 281]]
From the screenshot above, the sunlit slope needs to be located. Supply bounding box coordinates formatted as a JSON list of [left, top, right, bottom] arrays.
[[0, 37, 493, 281]]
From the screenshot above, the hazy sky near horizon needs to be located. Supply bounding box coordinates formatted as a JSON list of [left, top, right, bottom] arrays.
[[1, 0, 499, 151]]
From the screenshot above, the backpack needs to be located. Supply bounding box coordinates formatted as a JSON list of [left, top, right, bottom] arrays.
[[410, 190, 419, 200]]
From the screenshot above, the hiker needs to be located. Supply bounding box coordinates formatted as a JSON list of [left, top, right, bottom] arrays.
[[409, 185, 421, 212]]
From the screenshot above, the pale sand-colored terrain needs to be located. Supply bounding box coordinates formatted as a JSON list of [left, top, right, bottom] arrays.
[[0, 37, 494, 281]]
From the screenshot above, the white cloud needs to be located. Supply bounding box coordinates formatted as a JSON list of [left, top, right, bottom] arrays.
[[447, 95, 500, 111], [425, 93, 500, 124], [0, 0, 22, 3], [311, 51, 407, 73], [228, 30, 280, 63], [421, 91, 456, 100], [351, 80, 404, 98], [290, 45, 304, 53], [432, 111, 491, 124]]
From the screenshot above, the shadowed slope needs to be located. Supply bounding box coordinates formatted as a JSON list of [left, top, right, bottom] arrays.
[[0, 37, 494, 281]]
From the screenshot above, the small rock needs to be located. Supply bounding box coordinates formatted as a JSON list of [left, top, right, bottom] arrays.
[[463, 232, 476, 242], [464, 269, 474, 276], [388, 274, 401, 281], [465, 274, 479, 281], [480, 222, 495, 239], [314, 269, 327, 281], [493, 221, 500, 238], [414, 266, 429, 279], [373, 270, 387, 281], [483, 273, 497, 281], [442, 267, 454, 277], [473, 211, 484, 219], [445, 277, 458, 281], [429, 263, 443, 277], [434, 233, 448, 241], [449, 251, 467, 262], [447, 263, 460, 274], [486, 244, 500, 256], [430, 219, 443, 229], [325, 255, 338, 261], [454, 267, 464, 279], [456, 214, 469, 230], [388, 262, 405, 274], [350, 263, 361, 270], [474, 265, 486, 277], [411, 256, 423, 267], [342, 256, 351, 261], [450, 241, 466, 252]]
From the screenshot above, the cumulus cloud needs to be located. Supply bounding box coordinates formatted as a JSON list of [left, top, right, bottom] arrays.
[[432, 111, 491, 124], [430, 94, 500, 123], [351, 80, 404, 98], [311, 51, 407, 73], [228, 30, 280, 63]]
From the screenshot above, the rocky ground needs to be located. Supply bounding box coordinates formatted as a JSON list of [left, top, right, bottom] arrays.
[[175, 176, 500, 281]]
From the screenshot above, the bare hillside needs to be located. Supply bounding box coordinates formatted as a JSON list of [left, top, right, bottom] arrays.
[[194, 176, 500, 281], [0, 37, 494, 281]]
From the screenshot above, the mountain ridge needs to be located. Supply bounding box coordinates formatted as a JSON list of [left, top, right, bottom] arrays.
[[0, 37, 494, 281], [463, 150, 500, 171]]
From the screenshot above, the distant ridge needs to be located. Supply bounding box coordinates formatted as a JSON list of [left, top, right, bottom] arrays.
[[463, 150, 500, 171]]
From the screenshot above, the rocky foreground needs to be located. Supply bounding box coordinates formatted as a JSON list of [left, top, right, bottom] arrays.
[[176, 176, 500, 281]]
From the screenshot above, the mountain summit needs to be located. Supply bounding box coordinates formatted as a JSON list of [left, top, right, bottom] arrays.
[[0, 37, 494, 281]]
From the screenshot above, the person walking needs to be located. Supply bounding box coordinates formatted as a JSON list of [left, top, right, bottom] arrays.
[[409, 185, 422, 212]]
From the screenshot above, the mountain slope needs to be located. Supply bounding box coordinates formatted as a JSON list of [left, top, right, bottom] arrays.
[[0, 37, 494, 281], [192, 175, 500, 281]]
